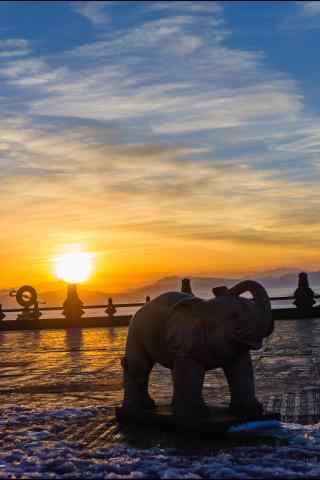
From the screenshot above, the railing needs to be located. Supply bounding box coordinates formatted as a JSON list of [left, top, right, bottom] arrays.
[[268, 294, 320, 302], [0, 273, 319, 324], [0, 297, 151, 322]]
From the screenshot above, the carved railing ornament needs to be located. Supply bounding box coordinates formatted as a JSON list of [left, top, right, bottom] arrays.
[[181, 278, 193, 295], [293, 272, 316, 314], [10, 285, 42, 321], [62, 284, 84, 322], [105, 298, 117, 318]]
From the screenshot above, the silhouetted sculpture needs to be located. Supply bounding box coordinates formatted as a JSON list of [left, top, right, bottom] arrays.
[[212, 286, 230, 297], [121, 279, 273, 418], [13, 285, 41, 321], [105, 298, 116, 319], [181, 278, 193, 295], [63, 284, 84, 321], [293, 272, 315, 313]]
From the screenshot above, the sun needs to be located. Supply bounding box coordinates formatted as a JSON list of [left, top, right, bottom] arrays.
[[53, 251, 94, 284]]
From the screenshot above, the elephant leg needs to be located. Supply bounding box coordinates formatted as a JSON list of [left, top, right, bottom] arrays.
[[121, 335, 155, 412], [223, 350, 263, 417], [172, 356, 209, 418]]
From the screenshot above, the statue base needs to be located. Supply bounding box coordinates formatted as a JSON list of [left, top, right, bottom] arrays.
[[115, 405, 281, 436]]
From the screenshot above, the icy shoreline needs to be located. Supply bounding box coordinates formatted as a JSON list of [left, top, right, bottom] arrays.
[[0, 406, 320, 478]]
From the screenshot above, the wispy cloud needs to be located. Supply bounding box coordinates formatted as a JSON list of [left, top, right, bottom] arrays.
[[281, 1, 320, 31], [297, 1, 320, 16], [0, 3, 318, 181], [72, 1, 111, 26], [0, 10, 301, 139], [1, 117, 320, 253], [0, 38, 31, 57]]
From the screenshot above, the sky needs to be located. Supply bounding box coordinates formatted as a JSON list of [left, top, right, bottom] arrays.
[[1, 0, 320, 291]]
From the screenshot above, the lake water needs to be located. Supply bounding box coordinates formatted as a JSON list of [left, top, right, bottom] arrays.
[[0, 317, 319, 411]]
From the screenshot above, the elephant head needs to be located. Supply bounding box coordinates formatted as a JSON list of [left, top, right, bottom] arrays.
[[166, 281, 273, 364], [227, 280, 273, 348]]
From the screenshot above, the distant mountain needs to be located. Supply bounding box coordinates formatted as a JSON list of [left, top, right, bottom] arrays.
[[256, 271, 320, 290], [117, 272, 320, 302], [258, 267, 302, 278], [118, 276, 238, 301]]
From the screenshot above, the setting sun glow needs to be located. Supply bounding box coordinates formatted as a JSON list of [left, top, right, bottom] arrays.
[[53, 251, 94, 284]]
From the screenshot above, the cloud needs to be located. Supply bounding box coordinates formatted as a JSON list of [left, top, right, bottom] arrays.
[[298, 1, 320, 16], [1, 117, 320, 257], [0, 3, 314, 176], [0, 3, 318, 183], [0, 58, 67, 86], [110, 15, 207, 55], [0, 38, 31, 57], [72, 1, 111, 26], [149, 1, 223, 17], [281, 2, 320, 31], [0, 24, 300, 141], [153, 82, 303, 134]]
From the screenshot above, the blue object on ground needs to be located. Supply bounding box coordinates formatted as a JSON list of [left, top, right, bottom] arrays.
[[228, 419, 281, 433]]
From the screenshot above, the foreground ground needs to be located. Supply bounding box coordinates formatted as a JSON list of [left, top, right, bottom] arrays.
[[0, 321, 320, 477]]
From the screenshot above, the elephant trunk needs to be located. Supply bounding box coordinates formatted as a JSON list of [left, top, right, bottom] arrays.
[[229, 280, 273, 338]]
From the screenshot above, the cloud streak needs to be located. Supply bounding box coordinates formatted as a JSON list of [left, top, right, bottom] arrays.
[[281, 1, 320, 31], [0, 38, 31, 58], [298, 1, 320, 16], [72, 1, 111, 26], [1, 117, 320, 253]]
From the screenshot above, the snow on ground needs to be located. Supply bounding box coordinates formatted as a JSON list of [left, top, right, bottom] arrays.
[[0, 407, 320, 478]]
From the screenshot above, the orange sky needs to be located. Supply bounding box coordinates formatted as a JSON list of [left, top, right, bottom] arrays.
[[2, 127, 320, 292], [2, 222, 320, 293]]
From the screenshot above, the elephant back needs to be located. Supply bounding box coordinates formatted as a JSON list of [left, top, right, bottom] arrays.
[[166, 295, 206, 358], [128, 292, 201, 364]]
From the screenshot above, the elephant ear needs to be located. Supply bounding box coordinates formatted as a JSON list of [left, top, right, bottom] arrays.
[[166, 297, 203, 357]]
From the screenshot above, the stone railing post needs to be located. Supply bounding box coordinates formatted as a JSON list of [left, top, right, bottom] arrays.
[[181, 278, 193, 295], [105, 297, 117, 319], [146, 296, 150, 303], [33, 301, 42, 321], [63, 284, 84, 322], [17, 305, 32, 321], [293, 272, 316, 315]]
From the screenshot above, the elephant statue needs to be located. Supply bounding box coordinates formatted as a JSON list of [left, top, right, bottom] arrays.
[[121, 280, 273, 418]]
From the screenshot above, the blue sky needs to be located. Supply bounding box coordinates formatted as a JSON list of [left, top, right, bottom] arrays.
[[1, 1, 320, 288]]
